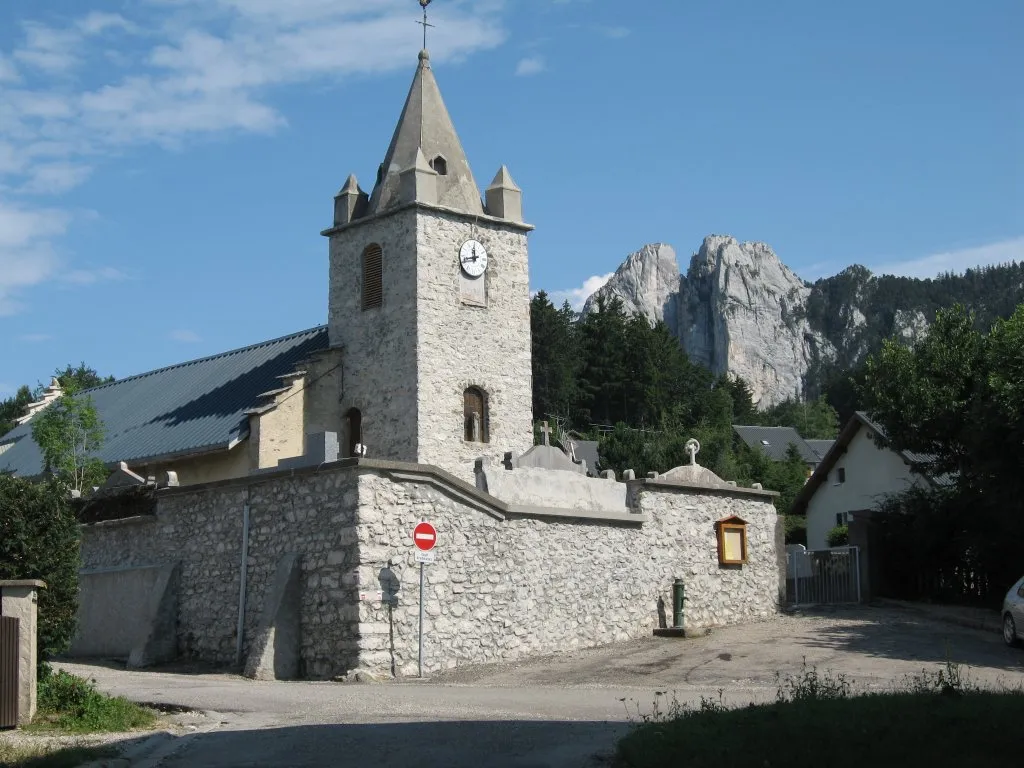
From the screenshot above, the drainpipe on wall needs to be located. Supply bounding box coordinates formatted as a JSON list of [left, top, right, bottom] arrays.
[[235, 492, 251, 668]]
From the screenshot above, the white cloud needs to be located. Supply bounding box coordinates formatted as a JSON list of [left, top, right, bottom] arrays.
[[871, 236, 1024, 279], [60, 266, 128, 286], [169, 329, 202, 343], [0, 201, 68, 315], [547, 272, 614, 310], [515, 55, 546, 76], [0, 55, 18, 83], [0, 1, 508, 314], [20, 163, 94, 195]]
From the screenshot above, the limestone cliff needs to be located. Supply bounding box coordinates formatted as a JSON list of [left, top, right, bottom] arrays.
[[584, 235, 829, 408], [583, 236, 1024, 409]]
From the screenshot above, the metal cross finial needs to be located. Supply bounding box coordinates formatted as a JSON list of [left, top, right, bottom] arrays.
[[540, 421, 552, 447], [417, 0, 434, 50], [685, 438, 701, 466]]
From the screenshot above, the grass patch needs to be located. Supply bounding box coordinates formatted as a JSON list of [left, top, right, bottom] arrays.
[[27, 667, 157, 734], [0, 741, 117, 768], [616, 662, 1024, 768]]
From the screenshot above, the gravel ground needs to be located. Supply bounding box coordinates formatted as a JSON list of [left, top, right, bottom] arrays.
[[41, 605, 1024, 767]]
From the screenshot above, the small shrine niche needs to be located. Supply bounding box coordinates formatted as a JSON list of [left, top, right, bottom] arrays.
[[716, 516, 748, 566]]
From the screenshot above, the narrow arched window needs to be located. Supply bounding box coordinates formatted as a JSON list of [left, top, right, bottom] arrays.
[[362, 244, 383, 310], [430, 155, 448, 175], [346, 408, 362, 457], [463, 387, 488, 443]]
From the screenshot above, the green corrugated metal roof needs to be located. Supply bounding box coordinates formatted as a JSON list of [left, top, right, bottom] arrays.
[[0, 326, 329, 478]]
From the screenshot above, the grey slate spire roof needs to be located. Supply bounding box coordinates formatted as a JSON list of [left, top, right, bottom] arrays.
[[367, 49, 483, 216]]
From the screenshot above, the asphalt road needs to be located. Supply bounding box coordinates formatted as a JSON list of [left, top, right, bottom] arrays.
[[60, 606, 1024, 768]]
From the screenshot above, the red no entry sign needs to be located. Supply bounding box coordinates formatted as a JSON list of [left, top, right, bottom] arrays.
[[413, 521, 437, 551]]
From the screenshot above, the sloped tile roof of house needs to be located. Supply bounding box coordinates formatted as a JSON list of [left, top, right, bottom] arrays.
[[0, 326, 329, 478], [806, 439, 836, 461], [732, 425, 820, 464]]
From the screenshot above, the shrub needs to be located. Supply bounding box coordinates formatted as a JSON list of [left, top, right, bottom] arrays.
[[0, 475, 80, 661], [35, 666, 156, 733], [784, 514, 807, 545], [827, 524, 849, 547]]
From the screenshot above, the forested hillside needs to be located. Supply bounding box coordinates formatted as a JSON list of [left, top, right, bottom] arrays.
[[531, 291, 837, 539], [804, 261, 1024, 410]]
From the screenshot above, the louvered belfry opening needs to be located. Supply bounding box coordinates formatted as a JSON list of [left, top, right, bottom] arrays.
[[464, 387, 488, 443], [362, 244, 383, 310]]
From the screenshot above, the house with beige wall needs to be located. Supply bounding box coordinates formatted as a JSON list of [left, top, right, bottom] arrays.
[[792, 411, 948, 550]]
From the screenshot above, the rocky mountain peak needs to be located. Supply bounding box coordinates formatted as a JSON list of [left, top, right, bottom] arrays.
[[585, 235, 831, 408]]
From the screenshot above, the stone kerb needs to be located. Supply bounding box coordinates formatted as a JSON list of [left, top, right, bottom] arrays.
[[0, 580, 46, 725]]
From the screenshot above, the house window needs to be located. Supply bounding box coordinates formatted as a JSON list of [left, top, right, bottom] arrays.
[[345, 408, 363, 457], [463, 387, 488, 443], [836, 467, 846, 484], [716, 516, 748, 566], [362, 244, 383, 310], [430, 155, 448, 175]]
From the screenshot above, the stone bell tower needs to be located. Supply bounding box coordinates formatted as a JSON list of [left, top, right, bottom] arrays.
[[322, 49, 534, 480]]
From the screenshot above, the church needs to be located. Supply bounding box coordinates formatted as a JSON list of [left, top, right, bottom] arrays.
[[1, 47, 785, 680], [0, 48, 529, 487]]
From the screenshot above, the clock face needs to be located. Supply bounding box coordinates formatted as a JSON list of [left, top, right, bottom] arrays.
[[459, 239, 488, 278]]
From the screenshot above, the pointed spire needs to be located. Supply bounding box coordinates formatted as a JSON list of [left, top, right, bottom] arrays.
[[367, 51, 483, 216], [485, 165, 523, 222], [334, 173, 368, 226]]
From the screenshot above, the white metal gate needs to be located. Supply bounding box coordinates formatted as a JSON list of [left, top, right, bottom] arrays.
[[786, 546, 861, 605]]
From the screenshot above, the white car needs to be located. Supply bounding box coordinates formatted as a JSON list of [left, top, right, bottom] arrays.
[[1003, 575, 1024, 647]]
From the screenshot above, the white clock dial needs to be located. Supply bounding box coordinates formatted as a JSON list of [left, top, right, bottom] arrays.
[[459, 239, 488, 278]]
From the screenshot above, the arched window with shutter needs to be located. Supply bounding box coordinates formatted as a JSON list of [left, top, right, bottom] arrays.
[[463, 387, 488, 443], [362, 244, 383, 310]]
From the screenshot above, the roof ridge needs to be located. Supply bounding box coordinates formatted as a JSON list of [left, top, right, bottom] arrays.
[[78, 326, 328, 394]]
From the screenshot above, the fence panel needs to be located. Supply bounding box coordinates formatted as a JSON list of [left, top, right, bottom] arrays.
[[0, 615, 19, 729], [787, 547, 861, 605]]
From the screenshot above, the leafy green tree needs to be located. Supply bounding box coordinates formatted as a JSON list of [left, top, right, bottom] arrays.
[[52, 363, 114, 393], [759, 396, 840, 439], [0, 385, 34, 437], [0, 475, 80, 662], [860, 303, 1024, 599], [31, 391, 107, 493]]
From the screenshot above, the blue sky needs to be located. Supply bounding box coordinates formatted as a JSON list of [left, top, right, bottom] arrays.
[[1, 0, 1021, 396]]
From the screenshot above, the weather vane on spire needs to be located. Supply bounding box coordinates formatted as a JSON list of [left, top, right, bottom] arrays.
[[416, 0, 434, 51]]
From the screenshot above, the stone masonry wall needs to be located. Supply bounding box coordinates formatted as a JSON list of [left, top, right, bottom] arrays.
[[328, 208, 419, 462], [79, 463, 779, 680], [355, 471, 778, 677], [415, 211, 534, 482], [80, 471, 362, 676]]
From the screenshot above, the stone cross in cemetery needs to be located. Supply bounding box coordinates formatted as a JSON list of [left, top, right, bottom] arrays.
[[539, 421, 552, 446], [685, 438, 701, 466]]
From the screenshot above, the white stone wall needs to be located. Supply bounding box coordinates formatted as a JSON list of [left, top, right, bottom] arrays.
[[415, 210, 534, 481], [78, 463, 780, 680], [355, 472, 779, 677], [328, 209, 420, 462], [79, 471, 362, 677]]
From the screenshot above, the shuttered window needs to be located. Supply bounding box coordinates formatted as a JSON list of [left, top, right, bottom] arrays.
[[362, 244, 383, 310], [464, 387, 489, 443]]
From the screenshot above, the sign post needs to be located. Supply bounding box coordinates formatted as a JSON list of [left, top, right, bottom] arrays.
[[413, 521, 437, 678]]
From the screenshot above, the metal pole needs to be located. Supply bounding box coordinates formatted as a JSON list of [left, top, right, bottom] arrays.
[[418, 561, 425, 678], [235, 502, 250, 667]]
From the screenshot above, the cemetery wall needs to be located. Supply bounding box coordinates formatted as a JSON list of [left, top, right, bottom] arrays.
[[78, 460, 781, 679]]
